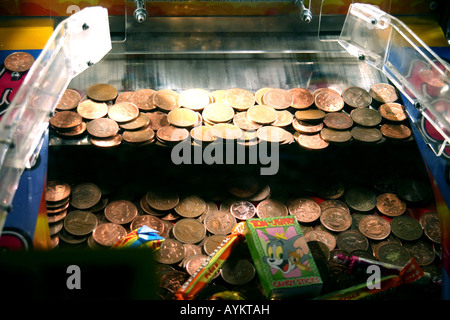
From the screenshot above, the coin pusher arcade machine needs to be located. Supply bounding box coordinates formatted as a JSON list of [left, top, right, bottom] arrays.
[[0, 0, 449, 300]]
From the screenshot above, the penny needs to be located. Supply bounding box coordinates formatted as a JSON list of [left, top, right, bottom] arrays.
[[377, 242, 411, 266], [4, 51, 34, 72], [211, 123, 243, 140], [380, 123, 412, 139], [246, 104, 278, 125], [419, 68, 447, 88], [419, 212, 439, 229], [47, 210, 68, 223], [317, 182, 346, 200], [90, 133, 122, 147], [179, 88, 212, 111], [130, 214, 165, 233], [403, 240, 435, 266], [55, 121, 87, 138], [287, 197, 321, 223], [104, 200, 138, 225], [203, 234, 227, 255], [424, 219, 441, 244], [49, 221, 64, 236], [232, 112, 262, 131], [230, 200, 256, 220], [256, 199, 288, 218], [56, 89, 82, 111], [212, 90, 226, 103], [46, 201, 70, 214], [46, 181, 71, 203], [87, 83, 118, 102], [294, 109, 326, 122], [153, 89, 180, 112], [156, 125, 189, 143], [379, 103, 407, 122], [77, 99, 108, 120], [130, 89, 156, 111], [221, 259, 255, 285], [319, 200, 350, 215], [323, 112, 353, 130], [92, 223, 127, 247], [202, 102, 235, 123], [154, 238, 185, 264], [255, 88, 272, 105], [336, 230, 369, 252], [315, 88, 344, 112], [204, 210, 237, 235], [223, 88, 256, 111], [58, 227, 88, 244], [262, 88, 292, 110], [304, 230, 336, 251], [351, 126, 382, 142], [190, 126, 215, 143], [376, 193, 406, 217], [185, 255, 208, 276], [50, 111, 83, 131], [345, 187, 376, 212], [146, 189, 179, 211], [70, 183, 102, 210], [119, 112, 150, 131], [289, 88, 314, 109], [320, 207, 352, 232], [350, 108, 382, 127], [86, 117, 119, 138], [64, 210, 98, 236], [167, 108, 199, 128], [320, 128, 352, 143], [396, 178, 431, 203], [292, 119, 323, 133], [159, 270, 189, 299], [147, 111, 170, 130], [183, 244, 203, 262], [341, 86, 372, 108], [122, 127, 155, 144], [369, 83, 398, 103], [295, 133, 329, 150], [272, 110, 294, 127], [358, 215, 391, 240], [390, 216, 423, 241], [173, 218, 206, 244], [228, 174, 259, 198], [256, 126, 289, 143], [116, 91, 134, 103], [175, 195, 207, 218], [108, 102, 140, 123]]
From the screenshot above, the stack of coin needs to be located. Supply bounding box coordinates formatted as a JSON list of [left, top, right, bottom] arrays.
[[50, 110, 87, 138], [46, 181, 72, 248]]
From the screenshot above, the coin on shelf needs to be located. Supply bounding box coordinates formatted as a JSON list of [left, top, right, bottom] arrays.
[[341, 86, 372, 108], [369, 83, 398, 103], [294, 109, 325, 122], [90, 133, 123, 147], [190, 125, 215, 143], [323, 112, 353, 130], [130, 89, 156, 111], [46, 180, 71, 203], [50, 111, 83, 132], [147, 111, 170, 130], [211, 123, 243, 140], [92, 223, 127, 247], [295, 132, 329, 150], [256, 199, 288, 218], [230, 200, 256, 220], [380, 123, 412, 140], [178, 88, 211, 111], [304, 229, 336, 252], [70, 182, 102, 210], [4, 51, 34, 72], [223, 88, 256, 111], [167, 107, 199, 128], [256, 126, 289, 143], [156, 125, 189, 144], [336, 230, 369, 252], [315, 88, 344, 112], [289, 88, 314, 109], [377, 242, 411, 266], [116, 91, 135, 103], [108, 102, 140, 123], [358, 215, 391, 240], [56, 89, 82, 111], [64, 210, 98, 236], [255, 88, 273, 106], [233, 112, 262, 131], [77, 99, 108, 120], [351, 126, 382, 143], [378, 103, 408, 122], [287, 197, 321, 223], [122, 127, 155, 144], [390, 215, 423, 241], [320, 128, 352, 143], [272, 110, 294, 127], [247, 104, 277, 125], [153, 89, 180, 112], [202, 102, 235, 124], [350, 108, 382, 127], [376, 193, 406, 217], [86, 83, 118, 102], [292, 118, 323, 134], [175, 195, 207, 218], [345, 187, 376, 212], [130, 215, 165, 234], [262, 88, 292, 110], [146, 189, 179, 211], [173, 218, 206, 244], [320, 207, 352, 232], [86, 117, 119, 138], [119, 112, 150, 131]]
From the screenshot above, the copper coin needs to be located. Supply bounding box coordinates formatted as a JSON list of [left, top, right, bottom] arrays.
[[233, 112, 262, 131], [116, 91, 135, 103], [315, 88, 344, 112], [390, 216, 423, 241], [155, 239, 185, 265], [341, 86, 372, 108], [202, 102, 235, 124], [175, 195, 207, 218], [86, 117, 119, 138], [294, 109, 326, 122], [255, 88, 272, 105], [336, 230, 369, 252], [183, 244, 203, 263], [123, 127, 155, 144], [376, 193, 406, 217], [223, 88, 256, 111], [108, 102, 139, 123], [146, 189, 179, 211], [320, 128, 352, 143], [289, 88, 314, 109], [319, 199, 350, 214], [130, 89, 156, 111], [47, 210, 68, 223], [211, 123, 243, 140], [70, 183, 102, 210], [190, 126, 215, 143], [204, 210, 237, 235], [46, 181, 71, 203], [424, 219, 441, 244], [246, 104, 278, 125], [403, 240, 435, 266], [228, 174, 259, 198], [351, 126, 382, 142], [304, 230, 336, 251], [221, 258, 256, 285], [46, 201, 70, 215], [256, 126, 289, 143], [358, 215, 391, 240], [350, 108, 382, 127], [320, 207, 352, 232], [173, 218, 206, 244], [64, 210, 98, 236], [295, 133, 329, 150], [87, 83, 118, 102], [58, 226, 88, 244], [272, 110, 294, 127], [369, 83, 398, 103], [153, 89, 180, 112], [50, 111, 83, 131], [345, 187, 376, 212], [130, 214, 165, 234], [185, 255, 208, 276], [287, 197, 321, 223], [230, 200, 256, 220], [256, 199, 288, 218], [156, 125, 189, 143], [119, 112, 150, 131], [90, 133, 122, 147], [377, 242, 411, 266], [317, 182, 346, 200], [292, 118, 323, 133], [323, 112, 353, 130], [203, 234, 227, 255], [167, 108, 199, 128], [178, 88, 211, 111], [380, 123, 412, 139], [4, 51, 34, 72], [379, 103, 408, 122], [56, 89, 82, 111], [147, 111, 169, 130], [92, 223, 127, 247], [262, 88, 292, 110], [55, 121, 87, 138], [419, 212, 439, 229], [104, 200, 138, 225], [77, 99, 108, 120]]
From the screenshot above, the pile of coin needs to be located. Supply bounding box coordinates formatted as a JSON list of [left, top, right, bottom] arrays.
[[50, 82, 411, 150]]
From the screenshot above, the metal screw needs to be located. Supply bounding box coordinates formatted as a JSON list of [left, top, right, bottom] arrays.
[[371, 18, 377, 25], [87, 61, 94, 67], [82, 23, 89, 30], [358, 54, 365, 61]]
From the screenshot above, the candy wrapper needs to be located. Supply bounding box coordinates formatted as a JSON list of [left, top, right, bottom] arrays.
[[112, 225, 164, 250], [175, 222, 246, 300]]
